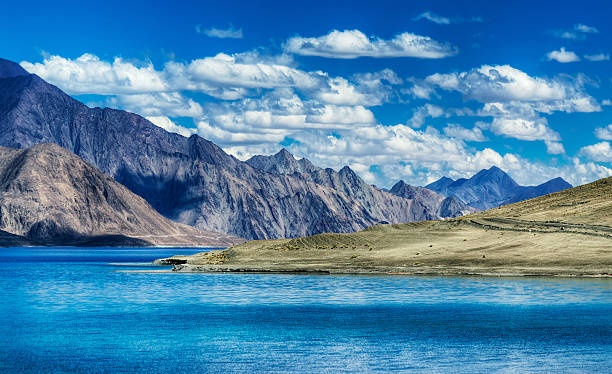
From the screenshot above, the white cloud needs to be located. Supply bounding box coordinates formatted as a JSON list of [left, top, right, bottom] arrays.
[[426, 65, 573, 102], [21, 54, 168, 95], [110, 92, 204, 117], [574, 23, 598, 34], [306, 105, 375, 125], [413, 11, 450, 25], [544, 141, 565, 155], [409, 104, 445, 128], [193, 88, 377, 147], [314, 69, 401, 106], [488, 117, 560, 142], [283, 29, 457, 59], [176, 53, 325, 92], [196, 24, 243, 39], [584, 53, 610, 61], [22, 52, 396, 107], [546, 47, 580, 63], [146, 116, 196, 137], [580, 142, 612, 162], [443, 123, 487, 141], [424, 65, 600, 149], [595, 124, 612, 140]]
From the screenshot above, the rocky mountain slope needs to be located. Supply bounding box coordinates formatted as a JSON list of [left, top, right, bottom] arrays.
[[0, 143, 242, 247], [247, 150, 473, 220], [426, 166, 572, 210], [0, 58, 476, 240], [388, 180, 475, 218]]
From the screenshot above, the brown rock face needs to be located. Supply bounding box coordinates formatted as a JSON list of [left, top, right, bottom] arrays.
[[0, 143, 243, 247]]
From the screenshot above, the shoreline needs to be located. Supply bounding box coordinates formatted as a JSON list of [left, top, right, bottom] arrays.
[[115, 262, 612, 278]]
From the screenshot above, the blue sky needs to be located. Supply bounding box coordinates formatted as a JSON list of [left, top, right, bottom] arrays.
[[2, 0, 612, 187]]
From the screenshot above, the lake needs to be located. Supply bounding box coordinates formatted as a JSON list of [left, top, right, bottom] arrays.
[[0, 247, 610, 373]]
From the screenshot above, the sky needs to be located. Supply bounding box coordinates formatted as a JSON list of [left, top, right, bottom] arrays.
[[2, 0, 612, 187]]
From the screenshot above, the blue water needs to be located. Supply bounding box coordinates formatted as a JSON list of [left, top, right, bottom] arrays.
[[0, 248, 610, 373]]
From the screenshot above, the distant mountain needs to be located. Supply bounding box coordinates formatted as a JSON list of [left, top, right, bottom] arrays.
[[246, 148, 319, 175], [388, 180, 476, 219], [249, 151, 475, 220], [247, 149, 469, 224], [426, 166, 572, 210], [0, 143, 243, 247], [423, 176, 454, 193], [0, 58, 475, 240]]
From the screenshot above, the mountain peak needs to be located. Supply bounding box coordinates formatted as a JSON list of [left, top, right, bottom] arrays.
[[472, 165, 517, 186], [390, 180, 407, 191], [275, 148, 295, 161], [0, 58, 29, 79], [425, 176, 455, 193]]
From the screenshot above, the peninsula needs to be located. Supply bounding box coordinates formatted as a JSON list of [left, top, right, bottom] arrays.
[[156, 176, 612, 277]]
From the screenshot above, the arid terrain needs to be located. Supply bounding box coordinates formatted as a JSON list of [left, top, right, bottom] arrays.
[[156, 177, 612, 277]]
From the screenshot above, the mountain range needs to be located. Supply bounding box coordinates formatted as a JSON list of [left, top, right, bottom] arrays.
[[425, 166, 573, 210], [0, 57, 572, 241]]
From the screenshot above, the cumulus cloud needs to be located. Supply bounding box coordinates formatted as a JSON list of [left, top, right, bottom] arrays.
[[580, 142, 612, 162], [21, 52, 395, 107], [314, 69, 402, 106], [21, 53, 168, 95], [409, 104, 445, 128], [110, 92, 204, 117], [584, 53, 610, 61], [488, 117, 560, 142], [192, 88, 378, 147], [424, 64, 600, 149], [146, 116, 196, 137], [426, 65, 573, 102], [442, 123, 487, 141], [546, 47, 580, 63], [595, 124, 612, 140], [283, 29, 457, 59], [196, 24, 243, 39]]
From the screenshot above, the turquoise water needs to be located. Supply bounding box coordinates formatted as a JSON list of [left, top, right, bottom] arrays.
[[0, 248, 610, 373]]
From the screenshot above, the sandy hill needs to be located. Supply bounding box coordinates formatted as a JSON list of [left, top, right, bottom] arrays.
[[157, 176, 612, 276]]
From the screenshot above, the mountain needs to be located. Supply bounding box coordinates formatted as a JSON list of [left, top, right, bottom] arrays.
[[506, 177, 573, 204], [388, 180, 475, 219], [0, 143, 243, 247], [423, 176, 454, 193], [426, 166, 572, 210], [247, 150, 474, 222], [0, 58, 477, 240], [246, 148, 319, 175]]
